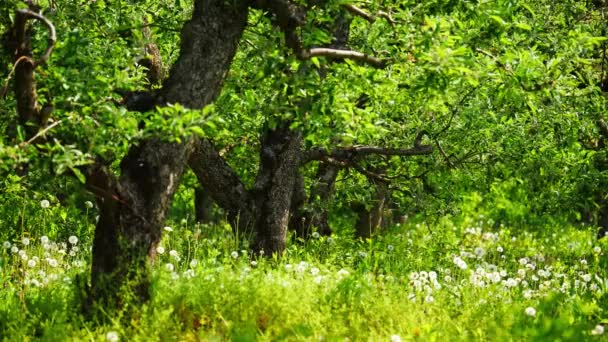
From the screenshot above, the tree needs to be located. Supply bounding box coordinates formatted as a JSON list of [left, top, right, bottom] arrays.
[[3, 0, 608, 311]]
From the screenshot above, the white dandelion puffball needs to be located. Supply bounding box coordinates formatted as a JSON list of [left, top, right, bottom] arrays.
[[40, 236, 49, 244], [156, 246, 165, 254], [591, 325, 605, 335], [85, 201, 94, 209], [3, 241, 11, 249], [106, 331, 119, 342], [525, 307, 536, 317], [40, 199, 50, 208], [22, 237, 30, 246], [390, 335, 402, 342], [231, 251, 239, 259], [68, 236, 78, 245], [27, 259, 37, 268], [163, 226, 173, 232], [165, 263, 174, 272]]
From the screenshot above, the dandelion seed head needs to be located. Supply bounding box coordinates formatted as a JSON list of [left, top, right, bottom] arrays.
[[68, 236, 78, 245], [156, 246, 165, 254], [591, 325, 605, 335], [40, 200, 50, 209], [106, 331, 119, 342], [525, 307, 536, 317]]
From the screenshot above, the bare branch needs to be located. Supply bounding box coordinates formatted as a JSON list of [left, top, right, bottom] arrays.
[[304, 144, 433, 163], [342, 4, 395, 25], [302, 48, 388, 68], [253, 0, 388, 68], [16, 9, 56, 66], [18, 119, 61, 148]]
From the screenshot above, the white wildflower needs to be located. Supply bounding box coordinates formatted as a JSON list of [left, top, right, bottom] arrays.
[[163, 226, 173, 232], [525, 307, 536, 317], [474, 247, 486, 258], [106, 331, 119, 342], [231, 251, 239, 259], [22, 237, 30, 246], [189, 259, 199, 268], [594, 246, 602, 254], [68, 236, 78, 245], [40, 200, 50, 208], [85, 201, 94, 209], [2, 241, 10, 249], [27, 259, 36, 268], [165, 263, 174, 272], [591, 325, 605, 335], [156, 246, 165, 254], [337, 269, 350, 277], [390, 335, 402, 342], [311, 232, 320, 239]]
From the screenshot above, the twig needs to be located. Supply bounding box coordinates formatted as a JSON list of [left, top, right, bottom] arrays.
[[342, 4, 395, 25], [18, 119, 61, 148], [1, 56, 31, 98]]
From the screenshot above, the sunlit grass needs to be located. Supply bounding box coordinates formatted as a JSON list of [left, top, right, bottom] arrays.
[[0, 209, 607, 340]]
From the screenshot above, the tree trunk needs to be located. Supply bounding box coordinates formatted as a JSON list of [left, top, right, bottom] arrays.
[[87, 0, 249, 309], [290, 163, 339, 238], [194, 186, 215, 224], [355, 180, 388, 239], [252, 126, 303, 254]]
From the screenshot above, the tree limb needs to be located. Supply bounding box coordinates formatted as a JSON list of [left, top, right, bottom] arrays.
[[342, 4, 395, 26], [304, 144, 433, 163], [253, 0, 388, 68], [16, 9, 56, 66]]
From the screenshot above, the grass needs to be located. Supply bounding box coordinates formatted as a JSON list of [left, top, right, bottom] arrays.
[[0, 204, 607, 341]]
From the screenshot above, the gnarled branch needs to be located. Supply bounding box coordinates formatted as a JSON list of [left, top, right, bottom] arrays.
[[304, 144, 433, 164], [342, 4, 395, 26], [253, 0, 388, 68]]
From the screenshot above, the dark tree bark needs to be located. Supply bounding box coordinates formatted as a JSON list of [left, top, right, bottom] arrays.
[[87, 0, 249, 309], [290, 163, 339, 238], [194, 186, 215, 224], [252, 126, 303, 254], [189, 138, 257, 232]]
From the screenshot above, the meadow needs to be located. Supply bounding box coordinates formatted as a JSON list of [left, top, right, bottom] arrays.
[[1, 198, 606, 341]]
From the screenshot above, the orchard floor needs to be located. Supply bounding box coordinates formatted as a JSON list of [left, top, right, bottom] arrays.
[[1, 218, 607, 341]]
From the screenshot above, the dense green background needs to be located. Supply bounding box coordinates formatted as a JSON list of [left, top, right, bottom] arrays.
[[1, 0, 608, 340]]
